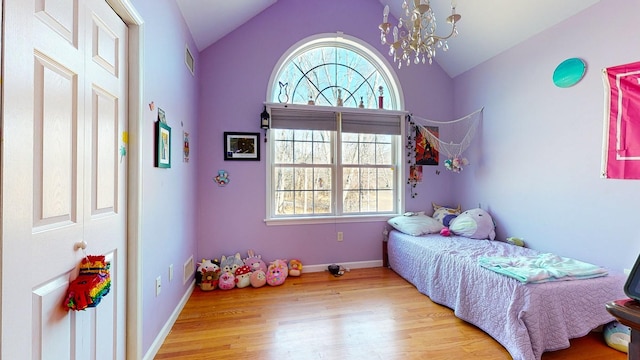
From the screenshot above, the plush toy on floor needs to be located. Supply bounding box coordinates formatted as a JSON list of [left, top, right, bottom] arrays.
[[250, 269, 267, 288], [244, 249, 267, 273], [288, 259, 303, 276], [198, 259, 221, 291], [220, 253, 244, 275], [604, 320, 630, 353], [266, 259, 288, 286], [218, 272, 236, 290], [234, 265, 252, 288]]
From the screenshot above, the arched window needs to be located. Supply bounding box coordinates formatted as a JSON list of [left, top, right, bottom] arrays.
[[265, 33, 405, 223]]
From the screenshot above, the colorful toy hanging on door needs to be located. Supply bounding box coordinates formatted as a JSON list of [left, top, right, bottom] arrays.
[[64, 255, 111, 311]]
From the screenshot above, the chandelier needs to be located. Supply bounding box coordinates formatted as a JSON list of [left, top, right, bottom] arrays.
[[379, 0, 461, 68]]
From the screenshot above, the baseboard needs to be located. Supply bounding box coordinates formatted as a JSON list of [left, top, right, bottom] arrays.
[[302, 260, 383, 273], [143, 279, 195, 360]]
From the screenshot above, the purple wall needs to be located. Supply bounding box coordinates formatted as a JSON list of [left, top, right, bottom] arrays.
[[195, 0, 455, 267], [452, 0, 640, 271], [130, 0, 200, 353]]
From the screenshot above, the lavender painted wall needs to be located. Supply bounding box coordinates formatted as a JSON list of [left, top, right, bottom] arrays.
[[452, 0, 640, 272], [129, 0, 200, 353], [196, 0, 454, 266]]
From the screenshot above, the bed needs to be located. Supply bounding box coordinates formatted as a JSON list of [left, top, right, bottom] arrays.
[[387, 229, 627, 360]]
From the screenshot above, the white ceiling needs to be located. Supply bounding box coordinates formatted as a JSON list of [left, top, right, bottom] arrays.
[[175, 0, 600, 78]]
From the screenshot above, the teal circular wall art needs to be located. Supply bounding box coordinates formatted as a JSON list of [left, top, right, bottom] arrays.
[[553, 58, 586, 88]]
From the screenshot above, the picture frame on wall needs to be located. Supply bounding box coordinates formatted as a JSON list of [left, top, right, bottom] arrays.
[[156, 121, 171, 168], [224, 132, 260, 161]]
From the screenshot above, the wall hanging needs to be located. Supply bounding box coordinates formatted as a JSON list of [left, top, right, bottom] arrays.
[[553, 58, 586, 88], [64, 255, 111, 311], [601, 61, 640, 179], [224, 132, 260, 161]]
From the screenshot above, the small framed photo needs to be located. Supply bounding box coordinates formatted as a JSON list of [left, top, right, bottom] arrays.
[[224, 132, 260, 161], [156, 121, 171, 168]]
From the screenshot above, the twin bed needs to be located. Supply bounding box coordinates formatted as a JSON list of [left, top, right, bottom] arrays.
[[387, 229, 627, 360]]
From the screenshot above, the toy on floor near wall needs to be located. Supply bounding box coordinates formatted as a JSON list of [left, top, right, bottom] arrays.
[[220, 253, 244, 275], [604, 320, 631, 353], [288, 259, 303, 276], [218, 272, 236, 290], [198, 259, 221, 291], [244, 249, 267, 273], [250, 270, 267, 288], [266, 259, 288, 286], [235, 265, 252, 288]]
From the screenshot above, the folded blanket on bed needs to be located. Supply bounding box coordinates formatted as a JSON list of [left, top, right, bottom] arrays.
[[478, 253, 608, 283]]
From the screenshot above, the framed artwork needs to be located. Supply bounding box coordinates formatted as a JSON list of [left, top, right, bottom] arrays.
[[415, 126, 439, 166], [156, 121, 171, 168], [224, 132, 260, 161]]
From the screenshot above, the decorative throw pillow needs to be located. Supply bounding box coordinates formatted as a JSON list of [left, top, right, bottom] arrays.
[[432, 202, 461, 226], [449, 208, 496, 240], [387, 213, 444, 236]]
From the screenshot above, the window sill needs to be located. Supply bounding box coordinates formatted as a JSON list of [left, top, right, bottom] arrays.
[[264, 214, 397, 226]]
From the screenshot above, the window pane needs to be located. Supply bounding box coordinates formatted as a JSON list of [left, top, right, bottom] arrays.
[[378, 189, 394, 212], [294, 168, 314, 190], [343, 167, 360, 192], [376, 143, 392, 164], [293, 141, 313, 164], [314, 190, 332, 213], [275, 191, 294, 215], [377, 168, 394, 189], [274, 140, 293, 164], [359, 142, 375, 164], [343, 190, 360, 213], [342, 141, 358, 164], [274, 167, 293, 190], [313, 141, 331, 164]]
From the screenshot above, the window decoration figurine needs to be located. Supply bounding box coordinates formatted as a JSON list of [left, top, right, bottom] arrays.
[[277, 81, 289, 103], [378, 85, 384, 109]]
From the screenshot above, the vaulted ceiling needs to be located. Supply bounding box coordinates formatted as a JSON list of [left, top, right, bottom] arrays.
[[175, 0, 600, 77]]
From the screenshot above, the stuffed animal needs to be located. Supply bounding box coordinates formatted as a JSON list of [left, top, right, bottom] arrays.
[[250, 269, 267, 288], [220, 253, 244, 275], [440, 227, 451, 237], [266, 259, 288, 286], [198, 259, 221, 291], [604, 320, 630, 353], [244, 249, 267, 274], [234, 265, 252, 288], [288, 259, 303, 277], [449, 208, 496, 240], [196, 258, 216, 285], [218, 272, 236, 290]]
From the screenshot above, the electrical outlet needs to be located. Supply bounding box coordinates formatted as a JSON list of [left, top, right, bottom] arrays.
[[169, 264, 174, 282], [156, 276, 162, 296], [337, 231, 343, 241]]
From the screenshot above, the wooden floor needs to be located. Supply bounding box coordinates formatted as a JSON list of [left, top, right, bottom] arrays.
[[155, 267, 625, 360]]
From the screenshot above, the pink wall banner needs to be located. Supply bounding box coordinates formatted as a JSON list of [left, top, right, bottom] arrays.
[[602, 61, 640, 179]]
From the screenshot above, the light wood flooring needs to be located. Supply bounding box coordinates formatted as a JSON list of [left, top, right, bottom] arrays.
[[155, 267, 625, 359]]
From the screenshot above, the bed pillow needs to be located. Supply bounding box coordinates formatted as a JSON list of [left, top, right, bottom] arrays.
[[449, 208, 496, 240], [387, 213, 444, 236], [432, 202, 461, 226]]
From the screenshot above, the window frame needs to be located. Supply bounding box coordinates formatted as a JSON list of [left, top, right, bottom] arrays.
[[264, 33, 406, 225]]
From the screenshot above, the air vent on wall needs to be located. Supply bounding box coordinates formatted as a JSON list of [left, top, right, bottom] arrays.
[[185, 45, 194, 75]]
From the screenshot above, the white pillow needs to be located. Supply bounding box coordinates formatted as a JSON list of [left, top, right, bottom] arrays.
[[387, 213, 444, 236]]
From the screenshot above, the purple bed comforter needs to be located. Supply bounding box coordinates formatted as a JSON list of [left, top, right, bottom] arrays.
[[387, 230, 626, 360]]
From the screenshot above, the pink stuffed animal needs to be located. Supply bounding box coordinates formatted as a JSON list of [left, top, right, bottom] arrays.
[[250, 270, 267, 288], [234, 265, 252, 288], [244, 249, 267, 273], [266, 259, 288, 286], [218, 272, 235, 290]]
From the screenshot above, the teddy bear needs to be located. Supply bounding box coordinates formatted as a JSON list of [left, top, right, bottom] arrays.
[[234, 265, 252, 288], [266, 259, 288, 286], [244, 249, 267, 273], [288, 259, 303, 277], [250, 270, 267, 288], [220, 253, 244, 275], [218, 272, 236, 290]]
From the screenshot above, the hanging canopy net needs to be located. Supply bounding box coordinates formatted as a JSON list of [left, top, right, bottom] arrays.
[[410, 108, 483, 172]]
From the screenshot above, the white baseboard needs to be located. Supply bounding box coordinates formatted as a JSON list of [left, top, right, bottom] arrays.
[[302, 260, 383, 273], [143, 279, 195, 360]]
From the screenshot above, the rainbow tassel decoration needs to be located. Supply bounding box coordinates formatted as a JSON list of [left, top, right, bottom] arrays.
[[64, 255, 111, 311]]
